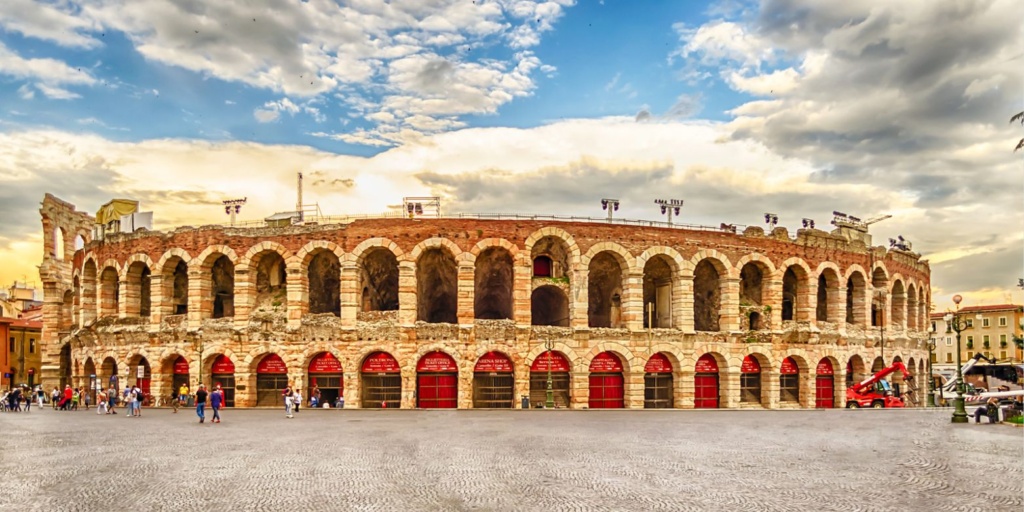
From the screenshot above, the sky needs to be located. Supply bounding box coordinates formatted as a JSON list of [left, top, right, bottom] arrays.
[[0, 0, 1021, 310]]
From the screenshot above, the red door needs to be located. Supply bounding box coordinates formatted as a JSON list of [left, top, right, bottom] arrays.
[[588, 374, 624, 409], [418, 374, 457, 408], [694, 354, 720, 408], [815, 358, 835, 409]]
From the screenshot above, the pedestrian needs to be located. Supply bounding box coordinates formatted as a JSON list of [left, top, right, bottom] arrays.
[[973, 397, 1001, 424], [23, 387, 31, 412], [51, 387, 59, 409], [293, 388, 302, 414], [108, 386, 118, 415], [97, 388, 108, 414], [179, 383, 189, 407], [82, 388, 90, 411], [170, 389, 179, 413], [210, 385, 224, 424], [311, 386, 321, 408], [134, 386, 143, 417], [195, 384, 208, 423], [8, 387, 21, 412], [282, 384, 294, 418], [125, 388, 136, 418]]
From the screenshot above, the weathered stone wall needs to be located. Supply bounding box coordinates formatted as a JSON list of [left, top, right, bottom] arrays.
[[42, 196, 932, 409]]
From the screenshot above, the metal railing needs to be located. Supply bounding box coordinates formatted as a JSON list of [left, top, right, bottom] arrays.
[[213, 211, 746, 234]]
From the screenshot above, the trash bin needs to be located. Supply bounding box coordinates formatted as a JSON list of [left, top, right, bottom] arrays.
[[521, 395, 529, 409], [187, 396, 194, 407]]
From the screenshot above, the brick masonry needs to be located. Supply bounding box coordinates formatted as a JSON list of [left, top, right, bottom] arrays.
[[39, 195, 931, 409]]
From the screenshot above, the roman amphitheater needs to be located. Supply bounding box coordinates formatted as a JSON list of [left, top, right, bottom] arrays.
[[38, 194, 931, 409]]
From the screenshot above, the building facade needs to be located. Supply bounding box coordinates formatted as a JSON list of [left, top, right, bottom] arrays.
[[39, 194, 932, 409], [930, 305, 1023, 370], [1, 317, 43, 390]]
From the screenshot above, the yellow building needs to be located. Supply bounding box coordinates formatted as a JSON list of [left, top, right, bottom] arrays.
[[930, 304, 1023, 369], [1, 317, 43, 390]]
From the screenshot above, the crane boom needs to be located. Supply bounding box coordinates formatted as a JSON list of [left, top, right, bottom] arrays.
[[851, 362, 912, 394], [863, 214, 892, 226]]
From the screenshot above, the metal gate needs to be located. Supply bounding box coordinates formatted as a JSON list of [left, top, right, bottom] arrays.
[[694, 374, 719, 408], [473, 373, 514, 408], [256, 374, 288, 407], [529, 372, 569, 407], [588, 373, 624, 409], [211, 374, 235, 407], [172, 373, 189, 398], [644, 373, 673, 409], [417, 374, 457, 408], [361, 374, 402, 408], [815, 376, 835, 408], [310, 374, 342, 406]]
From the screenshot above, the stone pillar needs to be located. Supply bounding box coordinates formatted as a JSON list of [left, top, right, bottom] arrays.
[[40, 285, 64, 392], [764, 279, 783, 330], [149, 274, 166, 329], [233, 268, 253, 329], [514, 370, 530, 409], [286, 266, 305, 328], [721, 277, 741, 332], [571, 270, 588, 329], [120, 275, 135, 318], [623, 270, 643, 331], [340, 263, 359, 327], [80, 274, 96, 326], [679, 272, 695, 333], [802, 278, 817, 328], [457, 263, 475, 327], [187, 269, 207, 324], [513, 260, 532, 328], [835, 370, 847, 408], [343, 369, 358, 408], [398, 261, 416, 327], [625, 366, 644, 409], [831, 286, 847, 331], [571, 370, 589, 409], [761, 370, 778, 409], [721, 369, 740, 409], [854, 282, 870, 328], [678, 369, 694, 408], [401, 371, 415, 409]]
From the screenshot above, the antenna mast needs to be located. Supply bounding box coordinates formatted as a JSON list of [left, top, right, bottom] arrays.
[[297, 171, 304, 222]]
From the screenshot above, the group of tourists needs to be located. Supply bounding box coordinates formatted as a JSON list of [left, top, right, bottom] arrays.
[[190, 383, 226, 424], [1, 386, 37, 412]]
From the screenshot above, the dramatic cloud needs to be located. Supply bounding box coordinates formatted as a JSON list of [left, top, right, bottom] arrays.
[[0, 41, 96, 92], [674, 0, 1024, 306]]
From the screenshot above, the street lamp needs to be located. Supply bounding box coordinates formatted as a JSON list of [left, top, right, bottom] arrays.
[[945, 294, 969, 423], [544, 339, 554, 409], [601, 199, 620, 221], [926, 337, 936, 407], [189, 335, 205, 388], [655, 199, 683, 225]]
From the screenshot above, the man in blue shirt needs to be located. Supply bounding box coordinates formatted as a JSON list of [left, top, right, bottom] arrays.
[[210, 384, 224, 424]]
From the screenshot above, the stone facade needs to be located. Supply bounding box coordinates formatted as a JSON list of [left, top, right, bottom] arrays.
[[39, 194, 932, 409]]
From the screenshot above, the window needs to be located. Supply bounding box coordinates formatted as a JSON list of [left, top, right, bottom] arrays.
[[780, 374, 799, 402], [999, 317, 1007, 327], [1000, 334, 1007, 344], [983, 335, 990, 348], [1000, 351, 1007, 359], [945, 353, 953, 363], [982, 318, 990, 328], [930, 321, 936, 332], [930, 353, 937, 363], [8, 337, 13, 352], [945, 337, 952, 346], [967, 351, 974, 358], [967, 335, 973, 344], [740, 372, 761, 403], [966, 319, 973, 328], [984, 351, 991, 358], [29, 339, 35, 353]]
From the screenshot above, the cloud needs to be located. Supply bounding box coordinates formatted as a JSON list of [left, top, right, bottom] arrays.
[[17, 84, 34, 100], [35, 84, 82, 100], [0, 41, 96, 87], [0, 0, 100, 49], [253, 109, 279, 123], [636, 94, 704, 122]]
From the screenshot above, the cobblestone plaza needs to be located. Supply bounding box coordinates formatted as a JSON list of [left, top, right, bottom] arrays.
[[1, 409, 1020, 511]]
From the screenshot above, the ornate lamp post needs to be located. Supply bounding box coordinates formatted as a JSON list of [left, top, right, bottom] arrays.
[[544, 339, 554, 409], [189, 335, 205, 387], [926, 337, 936, 407], [945, 294, 968, 423]]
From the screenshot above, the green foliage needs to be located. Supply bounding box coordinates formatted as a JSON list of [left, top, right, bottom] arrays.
[[538, 276, 570, 284], [476, 229, 483, 238]]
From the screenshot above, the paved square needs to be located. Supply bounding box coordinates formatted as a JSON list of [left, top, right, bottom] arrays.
[[1, 408, 1020, 511]]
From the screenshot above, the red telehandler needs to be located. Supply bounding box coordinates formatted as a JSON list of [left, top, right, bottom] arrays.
[[846, 362, 914, 409]]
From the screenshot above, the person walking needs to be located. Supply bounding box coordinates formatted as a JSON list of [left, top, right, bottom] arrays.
[[210, 385, 224, 424], [125, 388, 136, 418], [133, 386, 143, 417], [311, 386, 321, 408], [36, 387, 45, 408], [82, 388, 90, 411], [108, 386, 118, 415], [97, 388, 108, 414], [195, 384, 208, 423], [23, 387, 30, 412], [170, 389, 179, 413], [282, 384, 294, 418], [179, 383, 189, 408], [51, 387, 59, 409], [293, 388, 302, 414]]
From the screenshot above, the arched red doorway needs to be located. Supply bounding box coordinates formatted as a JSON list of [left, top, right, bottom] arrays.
[[255, 354, 288, 407], [172, 356, 189, 398], [694, 354, 719, 409], [529, 351, 570, 408], [360, 352, 401, 408], [644, 353, 674, 409], [740, 356, 762, 404], [210, 355, 235, 407], [417, 351, 458, 408], [308, 352, 343, 407], [815, 359, 835, 408], [588, 352, 624, 409], [473, 351, 514, 408], [779, 357, 799, 404], [131, 357, 152, 405]]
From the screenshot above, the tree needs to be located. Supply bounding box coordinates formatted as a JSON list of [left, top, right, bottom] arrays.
[[1013, 111, 1024, 152]]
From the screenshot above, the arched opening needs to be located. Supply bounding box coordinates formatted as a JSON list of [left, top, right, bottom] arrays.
[[307, 250, 341, 315], [207, 255, 235, 319], [83, 358, 96, 401], [171, 356, 190, 400], [871, 356, 885, 374], [99, 266, 119, 318], [846, 271, 866, 325], [782, 266, 808, 322], [307, 352, 343, 407], [644, 353, 674, 409], [530, 236, 570, 279], [252, 251, 287, 313], [817, 268, 840, 323], [59, 344, 72, 389], [588, 252, 624, 328], [53, 227, 66, 260], [694, 354, 720, 408], [918, 288, 927, 329], [129, 355, 152, 404], [891, 281, 906, 328], [74, 234, 85, 251], [210, 355, 236, 407], [255, 354, 288, 407], [907, 284, 918, 330], [891, 355, 905, 398], [740, 355, 762, 404], [779, 357, 800, 403], [815, 359, 835, 408], [165, 259, 189, 316], [693, 259, 722, 331], [359, 248, 399, 312], [531, 285, 569, 326], [360, 352, 402, 408], [643, 256, 674, 328], [740, 262, 767, 330], [417, 248, 457, 324], [82, 260, 97, 324], [61, 290, 74, 331], [529, 351, 570, 408], [101, 356, 118, 392], [474, 247, 513, 320], [473, 351, 514, 408], [417, 351, 458, 408], [588, 352, 624, 409], [871, 268, 888, 327], [126, 262, 152, 317], [846, 355, 865, 389], [72, 276, 81, 326]]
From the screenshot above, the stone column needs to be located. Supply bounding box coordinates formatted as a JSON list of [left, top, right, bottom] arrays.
[[571, 370, 589, 409], [764, 279, 783, 330], [801, 278, 818, 328], [286, 266, 305, 328], [457, 263, 475, 327], [149, 274, 165, 329], [80, 274, 96, 326], [398, 262, 416, 327], [513, 260, 532, 328], [678, 369, 694, 408], [721, 277, 741, 332], [679, 272, 695, 333], [625, 367, 644, 409], [187, 269, 207, 324], [571, 270, 588, 329], [232, 268, 253, 329], [721, 369, 740, 409], [343, 369, 358, 408], [762, 370, 778, 409], [832, 286, 847, 332], [120, 275, 136, 318], [623, 270, 643, 331], [340, 263, 359, 328]]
